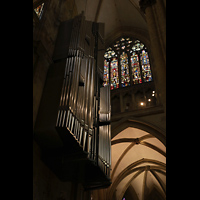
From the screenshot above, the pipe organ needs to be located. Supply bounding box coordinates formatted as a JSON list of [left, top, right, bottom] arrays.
[[34, 13, 111, 189]]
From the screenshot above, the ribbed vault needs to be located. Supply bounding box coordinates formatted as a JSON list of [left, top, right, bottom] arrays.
[[107, 126, 166, 200], [75, 0, 148, 41]]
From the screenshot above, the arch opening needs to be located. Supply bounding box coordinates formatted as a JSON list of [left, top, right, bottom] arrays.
[[108, 121, 166, 200]]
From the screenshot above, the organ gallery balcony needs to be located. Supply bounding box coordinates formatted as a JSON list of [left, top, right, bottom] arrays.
[[110, 81, 164, 121]]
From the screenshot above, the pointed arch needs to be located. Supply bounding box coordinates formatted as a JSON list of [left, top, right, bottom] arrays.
[[111, 117, 166, 146], [119, 168, 145, 200], [108, 118, 166, 200], [149, 169, 166, 194], [108, 158, 166, 200], [103, 36, 153, 90], [110, 133, 165, 181]]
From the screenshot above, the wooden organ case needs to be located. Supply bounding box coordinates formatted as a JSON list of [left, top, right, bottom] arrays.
[[34, 13, 111, 190]]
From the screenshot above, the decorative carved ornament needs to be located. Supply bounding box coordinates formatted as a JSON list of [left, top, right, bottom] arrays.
[[139, 0, 156, 13]]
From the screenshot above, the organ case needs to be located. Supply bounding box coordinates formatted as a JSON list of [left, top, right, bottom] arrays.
[[34, 13, 111, 190]]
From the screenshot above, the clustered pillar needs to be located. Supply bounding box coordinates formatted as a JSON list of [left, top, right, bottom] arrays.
[[139, 0, 166, 113]]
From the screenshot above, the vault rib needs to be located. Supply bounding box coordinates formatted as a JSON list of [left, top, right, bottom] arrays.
[[149, 169, 166, 195], [111, 134, 154, 179], [107, 158, 166, 199], [119, 168, 145, 200]]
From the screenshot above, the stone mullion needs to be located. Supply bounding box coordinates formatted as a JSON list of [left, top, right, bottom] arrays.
[[152, 0, 166, 62]]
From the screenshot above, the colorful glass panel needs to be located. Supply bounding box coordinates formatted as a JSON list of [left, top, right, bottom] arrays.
[[103, 60, 109, 86], [140, 50, 152, 82], [120, 52, 130, 87], [103, 37, 153, 90], [132, 40, 144, 52], [131, 52, 142, 84], [104, 48, 116, 59], [34, 3, 44, 20], [110, 58, 119, 90]]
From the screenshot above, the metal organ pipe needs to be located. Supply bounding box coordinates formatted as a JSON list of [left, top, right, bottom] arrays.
[[55, 13, 111, 179]]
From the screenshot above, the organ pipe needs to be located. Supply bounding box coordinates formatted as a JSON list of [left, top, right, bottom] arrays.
[[54, 13, 111, 178]]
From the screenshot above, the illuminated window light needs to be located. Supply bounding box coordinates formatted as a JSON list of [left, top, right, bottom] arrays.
[[34, 3, 44, 20]]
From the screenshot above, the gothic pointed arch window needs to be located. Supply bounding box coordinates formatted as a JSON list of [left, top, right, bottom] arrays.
[[103, 37, 153, 90], [104, 47, 119, 90]]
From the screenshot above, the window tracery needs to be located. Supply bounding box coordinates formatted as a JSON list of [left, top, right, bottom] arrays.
[[103, 37, 153, 90]]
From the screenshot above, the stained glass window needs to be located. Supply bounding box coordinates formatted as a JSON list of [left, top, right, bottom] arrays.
[[132, 40, 144, 51], [140, 50, 152, 82], [104, 47, 116, 59], [120, 52, 130, 87], [103, 60, 109, 86], [110, 58, 119, 90], [103, 37, 152, 90], [131, 52, 142, 84], [34, 3, 44, 20]]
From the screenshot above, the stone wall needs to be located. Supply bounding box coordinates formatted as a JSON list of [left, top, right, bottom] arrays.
[[33, 141, 72, 200], [33, 1, 79, 200], [33, 0, 78, 128]]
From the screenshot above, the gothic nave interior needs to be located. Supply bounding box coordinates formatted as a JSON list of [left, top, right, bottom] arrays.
[[33, 0, 166, 199]]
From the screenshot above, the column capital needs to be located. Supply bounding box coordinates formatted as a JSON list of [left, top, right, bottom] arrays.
[[139, 0, 156, 13]]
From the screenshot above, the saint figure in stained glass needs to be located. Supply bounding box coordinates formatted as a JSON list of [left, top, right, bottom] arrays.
[[103, 37, 152, 90], [120, 52, 130, 87], [130, 52, 142, 84], [140, 50, 152, 82], [110, 57, 119, 90], [103, 60, 109, 86]]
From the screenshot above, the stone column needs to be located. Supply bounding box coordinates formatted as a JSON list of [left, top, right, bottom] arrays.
[[120, 93, 124, 112], [139, 0, 166, 112]]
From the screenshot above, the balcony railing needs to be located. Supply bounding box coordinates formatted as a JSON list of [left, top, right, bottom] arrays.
[[110, 81, 163, 116]]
